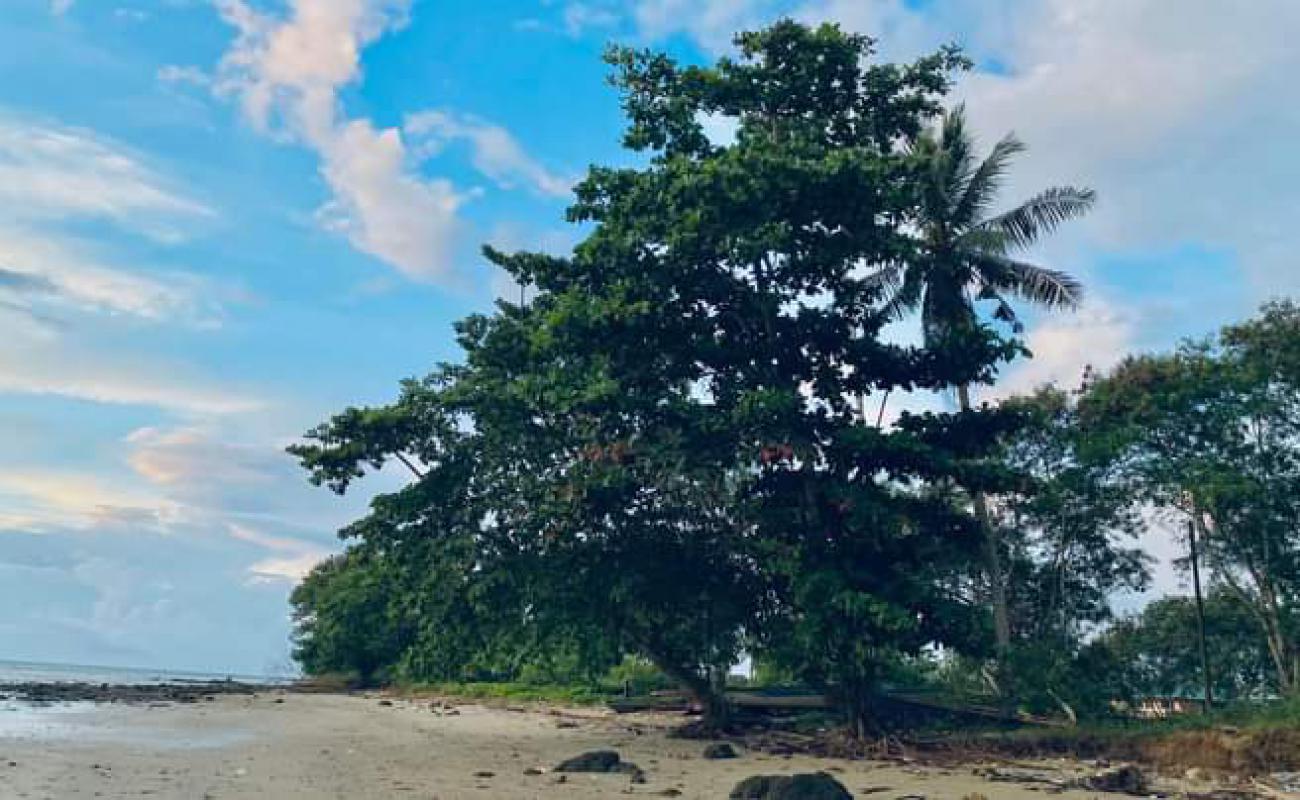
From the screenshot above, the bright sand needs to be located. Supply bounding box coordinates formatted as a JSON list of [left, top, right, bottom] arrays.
[[0, 692, 1156, 798]]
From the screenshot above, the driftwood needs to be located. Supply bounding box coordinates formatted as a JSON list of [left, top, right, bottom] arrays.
[[608, 689, 1066, 728]]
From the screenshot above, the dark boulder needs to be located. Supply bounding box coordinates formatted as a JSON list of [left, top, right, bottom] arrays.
[[555, 750, 622, 772], [554, 750, 646, 782], [703, 743, 739, 760], [728, 772, 853, 799]]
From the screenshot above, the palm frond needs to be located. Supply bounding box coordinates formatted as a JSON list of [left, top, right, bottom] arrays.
[[861, 264, 905, 294], [953, 132, 1026, 230], [878, 266, 925, 322], [974, 254, 1084, 310], [979, 186, 1096, 250], [938, 105, 977, 219], [955, 227, 1013, 257]]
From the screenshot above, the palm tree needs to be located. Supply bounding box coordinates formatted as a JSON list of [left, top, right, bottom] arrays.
[[871, 105, 1095, 686]]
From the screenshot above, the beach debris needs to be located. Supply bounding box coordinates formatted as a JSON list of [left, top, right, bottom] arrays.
[[554, 749, 646, 782], [555, 720, 579, 729], [728, 772, 853, 799], [703, 742, 740, 759], [376, 699, 393, 707], [523, 767, 544, 776], [473, 770, 494, 778], [1077, 764, 1148, 795]]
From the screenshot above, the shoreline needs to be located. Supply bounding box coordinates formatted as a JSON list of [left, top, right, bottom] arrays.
[[0, 690, 1268, 799]]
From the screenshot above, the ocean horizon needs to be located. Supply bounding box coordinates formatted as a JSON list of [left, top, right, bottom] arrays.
[[0, 659, 293, 686]]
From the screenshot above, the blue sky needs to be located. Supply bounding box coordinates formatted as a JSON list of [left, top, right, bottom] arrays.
[[0, 0, 1296, 674]]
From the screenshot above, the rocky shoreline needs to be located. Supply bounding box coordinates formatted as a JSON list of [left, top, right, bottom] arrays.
[[0, 680, 279, 705]]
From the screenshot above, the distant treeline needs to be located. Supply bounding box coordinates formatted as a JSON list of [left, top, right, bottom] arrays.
[[285, 22, 1300, 734]]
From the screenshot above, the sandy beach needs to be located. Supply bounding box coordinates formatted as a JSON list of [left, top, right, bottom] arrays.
[[0, 691, 1187, 799]]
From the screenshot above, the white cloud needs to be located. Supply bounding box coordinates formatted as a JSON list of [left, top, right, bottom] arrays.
[[313, 119, 464, 278], [0, 470, 179, 533], [562, 2, 620, 36], [634, 0, 770, 54], [0, 227, 219, 325], [0, 115, 212, 241], [0, 340, 263, 415], [990, 299, 1137, 401], [229, 523, 330, 583], [49, 0, 74, 15], [214, 0, 469, 282], [125, 426, 274, 487], [406, 111, 575, 198], [403, 111, 572, 199], [156, 65, 211, 88]]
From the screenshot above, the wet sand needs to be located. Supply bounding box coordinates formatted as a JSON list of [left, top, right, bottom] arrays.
[[0, 692, 1177, 798]]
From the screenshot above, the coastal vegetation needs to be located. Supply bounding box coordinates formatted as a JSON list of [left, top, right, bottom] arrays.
[[286, 20, 1300, 743]]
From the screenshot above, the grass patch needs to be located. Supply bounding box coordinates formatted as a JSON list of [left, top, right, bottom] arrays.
[[392, 680, 617, 706]]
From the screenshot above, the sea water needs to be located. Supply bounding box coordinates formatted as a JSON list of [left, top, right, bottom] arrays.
[[0, 659, 283, 686], [0, 660, 284, 747]]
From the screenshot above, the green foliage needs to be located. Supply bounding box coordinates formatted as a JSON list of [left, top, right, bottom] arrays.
[[1081, 301, 1300, 695], [603, 656, 677, 696], [1099, 590, 1276, 702], [290, 551, 411, 685]]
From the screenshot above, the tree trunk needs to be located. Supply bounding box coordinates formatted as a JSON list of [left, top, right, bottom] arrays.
[[1256, 578, 1297, 696], [644, 652, 730, 732], [958, 383, 1012, 690], [833, 682, 880, 740], [1186, 518, 1214, 712]]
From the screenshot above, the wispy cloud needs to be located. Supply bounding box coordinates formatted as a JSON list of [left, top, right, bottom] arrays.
[[0, 469, 179, 533], [0, 339, 263, 415], [156, 65, 211, 88], [405, 111, 575, 198], [991, 299, 1137, 400], [229, 523, 330, 583], [0, 227, 222, 325], [0, 115, 213, 242], [634, 0, 773, 53]]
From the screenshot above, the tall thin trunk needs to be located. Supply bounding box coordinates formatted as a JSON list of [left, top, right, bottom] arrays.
[[875, 389, 892, 428], [958, 383, 1012, 689], [1187, 518, 1214, 712]]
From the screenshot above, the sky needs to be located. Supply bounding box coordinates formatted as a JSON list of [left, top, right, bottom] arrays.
[[0, 0, 1297, 675]]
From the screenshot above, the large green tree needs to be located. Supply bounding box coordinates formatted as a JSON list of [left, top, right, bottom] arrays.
[[292, 21, 1026, 734], [1081, 302, 1300, 695], [869, 106, 1096, 677], [991, 387, 1149, 715]]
